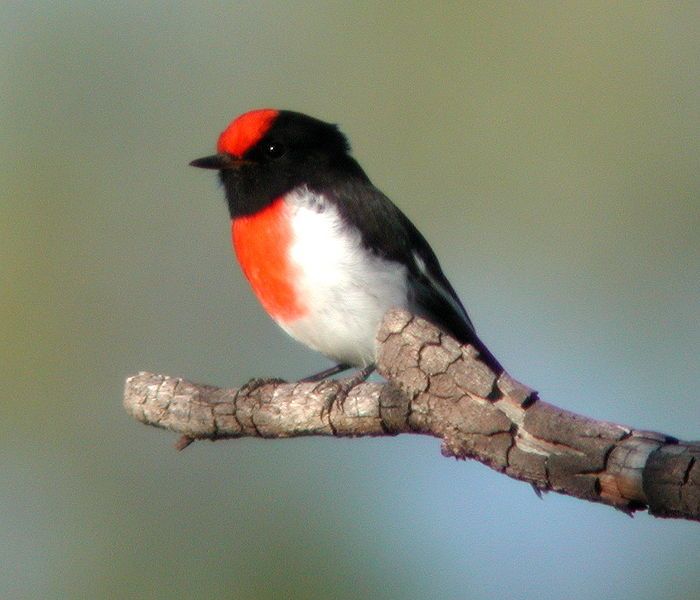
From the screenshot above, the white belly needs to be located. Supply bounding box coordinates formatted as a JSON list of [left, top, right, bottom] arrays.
[[278, 188, 408, 366]]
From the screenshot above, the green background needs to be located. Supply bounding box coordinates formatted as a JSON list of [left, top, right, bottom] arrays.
[[2, 2, 698, 598]]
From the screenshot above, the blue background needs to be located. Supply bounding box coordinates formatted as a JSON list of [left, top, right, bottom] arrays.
[[2, 3, 698, 598]]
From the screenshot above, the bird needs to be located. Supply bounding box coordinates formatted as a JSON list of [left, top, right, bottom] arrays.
[[190, 109, 503, 382]]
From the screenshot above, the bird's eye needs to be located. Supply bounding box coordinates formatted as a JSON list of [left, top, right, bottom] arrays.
[[265, 142, 286, 159]]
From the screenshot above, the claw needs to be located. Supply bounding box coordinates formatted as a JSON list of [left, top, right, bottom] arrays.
[[237, 376, 286, 397], [318, 364, 376, 420]]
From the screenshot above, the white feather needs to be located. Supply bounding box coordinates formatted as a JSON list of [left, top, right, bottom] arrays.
[[279, 187, 408, 366]]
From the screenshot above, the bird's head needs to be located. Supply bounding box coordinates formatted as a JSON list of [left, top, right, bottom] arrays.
[[191, 109, 360, 218]]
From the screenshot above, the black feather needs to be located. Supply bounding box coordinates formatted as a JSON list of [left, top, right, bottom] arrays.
[[314, 175, 504, 374]]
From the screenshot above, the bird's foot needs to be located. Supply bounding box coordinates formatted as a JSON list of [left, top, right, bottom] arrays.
[[238, 376, 287, 397], [338, 364, 376, 388], [315, 364, 376, 420]]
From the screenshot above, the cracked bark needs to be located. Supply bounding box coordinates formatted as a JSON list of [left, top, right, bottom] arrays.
[[124, 309, 700, 522]]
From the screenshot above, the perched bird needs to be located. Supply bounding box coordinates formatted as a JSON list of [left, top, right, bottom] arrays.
[[190, 109, 503, 380]]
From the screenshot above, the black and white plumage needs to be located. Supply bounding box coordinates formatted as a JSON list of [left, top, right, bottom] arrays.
[[191, 109, 504, 377]]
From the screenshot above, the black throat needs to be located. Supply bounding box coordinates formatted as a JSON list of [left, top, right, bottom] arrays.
[[220, 153, 369, 220], [218, 110, 369, 220]]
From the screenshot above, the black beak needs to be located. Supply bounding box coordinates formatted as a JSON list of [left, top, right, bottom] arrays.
[[189, 153, 244, 170]]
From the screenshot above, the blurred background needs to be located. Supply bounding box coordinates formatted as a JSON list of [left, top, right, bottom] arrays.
[[2, 2, 698, 598]]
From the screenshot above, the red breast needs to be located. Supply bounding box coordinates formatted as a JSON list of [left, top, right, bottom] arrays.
[[231, 197, 306, 322]]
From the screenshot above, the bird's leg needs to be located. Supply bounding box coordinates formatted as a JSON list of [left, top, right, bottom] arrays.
[[339, 364, 376, 387], [301, 363, 352, 382]]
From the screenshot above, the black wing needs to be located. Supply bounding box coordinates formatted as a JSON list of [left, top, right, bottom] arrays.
[[322, 176, 504, 374]]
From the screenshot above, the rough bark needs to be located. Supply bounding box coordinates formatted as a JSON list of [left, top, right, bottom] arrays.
[[124, 309, 699, 522]]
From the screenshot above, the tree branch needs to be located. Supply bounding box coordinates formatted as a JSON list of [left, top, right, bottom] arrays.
[[124, 309, 699, 522]]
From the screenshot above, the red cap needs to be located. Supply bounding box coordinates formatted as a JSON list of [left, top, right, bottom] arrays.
[[217, 109, 279, 157]]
